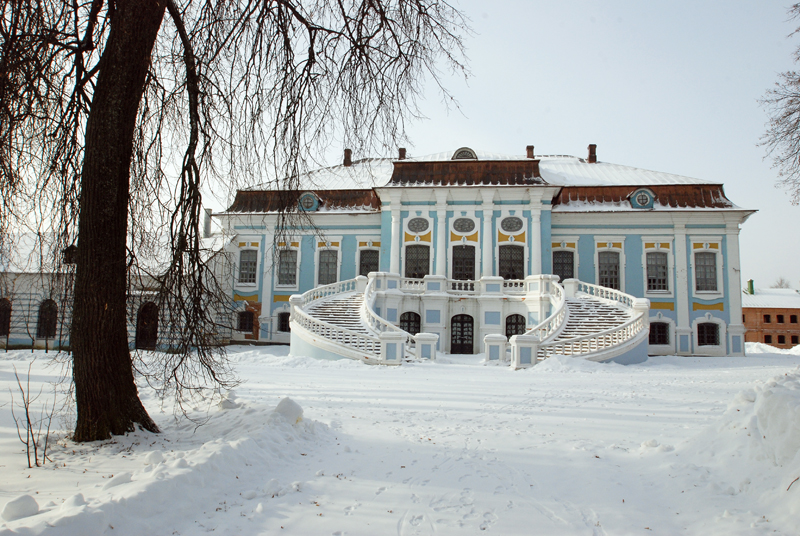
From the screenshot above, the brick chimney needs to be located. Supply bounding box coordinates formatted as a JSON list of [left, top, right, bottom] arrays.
[[344, 148, 352, 167], [588, 144, 597, 163], [526, 145, 535, 159], [398, 148, 406, 160]]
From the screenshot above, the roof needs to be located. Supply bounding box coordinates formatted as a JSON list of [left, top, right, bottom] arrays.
[[248, 158, 394, 191], [742, 288, 800, 309], [226, 189, 380, 213], [538, 157, 713, 187], [552, 185, 737, 211], [387, 159, 543, 187]]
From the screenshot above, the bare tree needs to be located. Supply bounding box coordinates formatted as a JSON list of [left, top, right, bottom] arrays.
[[771, 276, 792, 289], [762, 3, 800, 204], [0, 0, 468, 441]]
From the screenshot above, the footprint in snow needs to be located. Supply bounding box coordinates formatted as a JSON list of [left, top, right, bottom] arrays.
[[375, 486, 386, 495]]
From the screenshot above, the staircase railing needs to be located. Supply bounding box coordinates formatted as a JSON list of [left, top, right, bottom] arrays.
[[572, 281, 635, 308], [296, 278, 360, 307], [524, 278, 567, 341], [539, 314, 646, 359], [362, 275, 417, 357], [292, 306, 381, 356]]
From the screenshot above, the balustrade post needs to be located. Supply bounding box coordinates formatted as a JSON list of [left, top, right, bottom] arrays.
[[355, 275, 368, 293], [483, 334, 508, 362], [289, 295, 303, 321], [414, 333, 439, 360], [562, 278, 578, 298], [632, 298, 650, 330], [380, 331, 405, 365], [510, 333, 540, 369]]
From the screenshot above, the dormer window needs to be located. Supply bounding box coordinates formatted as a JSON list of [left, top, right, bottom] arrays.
[[451, 147, 478, 160], [630, 188, 655, 209], [298, 192, 319, 211]]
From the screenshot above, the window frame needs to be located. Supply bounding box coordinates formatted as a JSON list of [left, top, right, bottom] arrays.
[[404, 244, 431, 279], [276, 248, 299, 288], [234, 237, 261, 289], [317, 249, 339, 286], [315, 237, 342, 287], [692, 314, 726, 356], [399, 311, 421, 335], [0, 298, 10, 338], [594, 237, 625, 292], [649, 321, 670, 346], [237, 248, 258, 285], [36, 299, 58, 339], [641, 238, 674, 297], [689, 238, 723, 298], [277, 311, 291, 333], [237, 311, 255, 333], [358, 248, 380, 277], [647, 314, 675, 354]]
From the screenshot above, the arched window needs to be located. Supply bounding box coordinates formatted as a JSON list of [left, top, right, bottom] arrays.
[[452, 245, 475, 281], [237, 311, 254, 333], [505, 314, 526, 338], [405, 245, 430, 278], [399, 311, 421, 335], [450, 314, 474, 354], [649, 322, 669, 345], [0, 298, 10, 337], [36, 300, 57, 339], [499, 245, 525, 280], [135, 302, 159, 350], [277, 312, 291, 332]]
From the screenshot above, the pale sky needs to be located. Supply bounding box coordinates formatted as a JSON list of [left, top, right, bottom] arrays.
[[400, 0, 800, 290]]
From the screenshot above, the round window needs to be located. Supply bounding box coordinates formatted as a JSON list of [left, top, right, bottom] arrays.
[[453, 218, 475, 233], [299, 194, 316, 210], [636, 192, 650, 206], [407, 217, 429, 233], [501, 217, 523, 233]]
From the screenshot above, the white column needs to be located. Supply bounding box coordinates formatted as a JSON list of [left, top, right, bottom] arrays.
[[390, 208, 401, 275], [435, 190, 448, 276], [673, 218, 691, 354], [530, 210, 542, 275], [725, 219, 746, 355], [480, 190, 494, 277]]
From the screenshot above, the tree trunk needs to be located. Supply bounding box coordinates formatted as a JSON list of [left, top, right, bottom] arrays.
[[72, 0, 166, 442]]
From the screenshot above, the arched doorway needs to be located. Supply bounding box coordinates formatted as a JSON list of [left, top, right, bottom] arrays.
[[135, 302, 159, 350], [505, 314, 526, 338], [452, 245, 475, 281], [450, 314, 474, 354], [399, 311, 421, 335]]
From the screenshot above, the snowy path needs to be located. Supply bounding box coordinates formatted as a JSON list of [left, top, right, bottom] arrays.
[[1, 345, 799, 535]]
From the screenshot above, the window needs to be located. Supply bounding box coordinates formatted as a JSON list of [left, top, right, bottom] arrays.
[[742, 314, 746, 323], [792, 315, 798, 324], [499, 245, 525, 280], [36, 300, 58, 339], [765, 334, 772, 344], [405, 245, 430, 278], [552, 251, 574, 281], [598, 251, 620, 290], [697, 322, 719, 346], [452, 245, 476, 280], [237, 311, 254, 332], [792, 335, 798, 345], [450, 314, 474, 354], [359, 250, 379, 276], [764, 314, 771, 323], [646, 252, 668, 291], [649, 322, 669, 345], [239, 250, 257, 284], [135, 302, 159, 350], [277, 312, 291, 332], [694, 252, 717, 292], [399, 312, 421, 335], [278, 249, 298, 286], [778, 314, 785, 323], [505, 314, 526, 338], [63, 245, 77, 264], [318, 250, 338, 285], [0, 298, 10, 337], [778, 335, 786, 344]]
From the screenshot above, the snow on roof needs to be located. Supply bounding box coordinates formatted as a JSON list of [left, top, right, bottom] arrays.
[[249, 158, 394, 191], [249, 149, 715, 192], [551, 200, 742, 212], [0, 232, 62, 273], [538, 157, 712, 187], [742, 288, 800, 309]]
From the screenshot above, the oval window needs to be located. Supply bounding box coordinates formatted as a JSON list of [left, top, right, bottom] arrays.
[[407, 217, 429, 233], [501, 217, 523, 233], [453, 218, 475, 233], [636, 192, 650, 206]]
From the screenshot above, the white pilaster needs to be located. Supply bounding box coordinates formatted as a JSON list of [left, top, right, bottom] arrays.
[[530, 210, 542, 275], [725, 219, 746, 355], [673, 218, 691, 354], [389, 191, 402, 275], [435, 190, 448, 276], [480, 189, 495, 277]]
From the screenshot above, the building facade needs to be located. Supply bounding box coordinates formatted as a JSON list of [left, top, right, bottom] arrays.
[[742, 283, 800, 348], [216, 145, 754, 358]]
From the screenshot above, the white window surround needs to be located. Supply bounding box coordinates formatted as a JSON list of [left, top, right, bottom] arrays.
[[551, 235, 579, 281], [315, 235, 343, 287], [273, 238, 301, 291], [647, 313, 676, 355], [594, 236, 626, 292], [234, 238, 260, 289], [356, 234, 382, 276], [404, 243, 432, 279], [689, 236, 723, 299], [641, 237, 674, 298], [691, 313, 727, 356], [404, 215, 433, 236], [495, 212, 528, 279]]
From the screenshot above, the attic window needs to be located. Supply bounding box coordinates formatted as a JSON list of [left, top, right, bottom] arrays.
[[451, 147, 478, 160], [298, 192, 319, 211], [630, 188, 655, 209]]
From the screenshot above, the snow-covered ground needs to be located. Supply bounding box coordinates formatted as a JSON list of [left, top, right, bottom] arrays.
[[1, 343, 800, 535]]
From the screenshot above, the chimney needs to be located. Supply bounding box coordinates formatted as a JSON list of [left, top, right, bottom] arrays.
[[398, 148, 406, 160], [526, 145, 534, 159], [747, 279, 754, 295], [203, 208, 212, 238], [344, 148, 352, 167], [587, 144, 597, 163]]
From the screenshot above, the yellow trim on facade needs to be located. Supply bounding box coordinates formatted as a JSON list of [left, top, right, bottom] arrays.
[[406, 232, 415, 243], [551, 242, 560, 248], [317, 241, 340, 248], [645, 242, 654, 249], [234, 293, 258, 302], [451, 231, 461, 242], [278, 242, 286, 247], [419, 232, 432, 243], [359, 242, 367, 247], [567, 242, 575, 249], [612, 242, 622, 249], [291, 242, 299, 248], [466, 232, 479, 243], [650, 302, 675, 311], [238, 242, 246, 247], [660, 242, 670, 249], [597, 242, 607, 248], [273, 295, 290, 302], [693, 243, 720, 250], [693, 302, 724, 311], [500, 232, 524, 243], [250, 242, 259, 247]]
